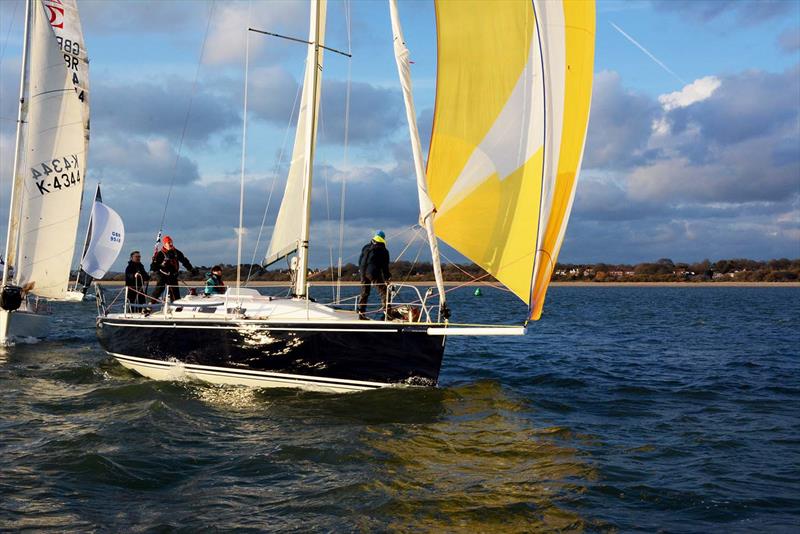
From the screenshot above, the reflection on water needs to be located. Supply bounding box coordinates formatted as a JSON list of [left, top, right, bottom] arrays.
[[192, 384, 261, 410], [361, 381, 598, 532], [1, 288, 798, 531]]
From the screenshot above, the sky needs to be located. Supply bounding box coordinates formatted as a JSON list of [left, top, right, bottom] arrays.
[[0, 0, 798, 274]]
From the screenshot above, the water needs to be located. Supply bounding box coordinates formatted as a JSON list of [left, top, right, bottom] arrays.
[[1, 286, 798, 532]]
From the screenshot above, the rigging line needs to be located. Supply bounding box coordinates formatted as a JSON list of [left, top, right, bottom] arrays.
[[318, 111, 337, 302], [0, 0, 20, 243], [335, 0, 352, 304], [392, 225, 421, 263], [305, 225, 417, 281], [245, 82, 302, 284], [156, 0, 215, 235], [400, 239, 425, 284], [437, 248, 514, 293]]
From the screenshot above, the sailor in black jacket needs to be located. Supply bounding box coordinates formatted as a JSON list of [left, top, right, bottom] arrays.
[[149, 235, 196, 303], [357, 231, 391, 319], [124, 250, 150, 306]]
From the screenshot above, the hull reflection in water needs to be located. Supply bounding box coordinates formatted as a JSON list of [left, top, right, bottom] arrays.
[[360, 381, 600, 531]]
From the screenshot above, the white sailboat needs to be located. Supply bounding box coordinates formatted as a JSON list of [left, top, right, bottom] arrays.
[[95, 0, 595, 392], [0, 0, 90, 342], [65, 184, 125, 301]]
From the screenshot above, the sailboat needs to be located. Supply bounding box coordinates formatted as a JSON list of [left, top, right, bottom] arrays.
[[65, 185, 125, 302], [0, 0, 90, 342], [95, 0, 595, 392]]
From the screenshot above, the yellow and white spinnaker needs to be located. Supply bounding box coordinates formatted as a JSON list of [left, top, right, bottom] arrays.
[[426, 0, 595, 321]]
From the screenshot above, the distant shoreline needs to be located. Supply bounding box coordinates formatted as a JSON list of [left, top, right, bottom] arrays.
[[93, 280, 800, 288]]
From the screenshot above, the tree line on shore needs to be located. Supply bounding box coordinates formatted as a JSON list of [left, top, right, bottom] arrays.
[[104, 257, 800, 283]]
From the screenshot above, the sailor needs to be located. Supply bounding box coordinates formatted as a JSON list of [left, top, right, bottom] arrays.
[[125, 250, 150, 307], [204, 265, 226, 296], [357, 230, 391, 319], [150, 236, 196, 303]]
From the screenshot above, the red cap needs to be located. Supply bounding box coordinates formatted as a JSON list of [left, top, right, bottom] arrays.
[[163, 235, 173, 244]]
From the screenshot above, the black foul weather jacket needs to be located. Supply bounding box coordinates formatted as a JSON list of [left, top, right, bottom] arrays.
[[125, 261, 149, 288], [150, 248, 194, 277], [358, 241, 390, 281]]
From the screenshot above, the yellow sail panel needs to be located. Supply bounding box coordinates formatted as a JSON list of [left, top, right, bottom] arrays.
[[428, 0, 544, 304], [529, 0, 595, 320], [435, 149, 543, 302]]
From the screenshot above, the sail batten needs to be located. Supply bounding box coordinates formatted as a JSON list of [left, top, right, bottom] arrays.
[[427, 0, 595, 321]]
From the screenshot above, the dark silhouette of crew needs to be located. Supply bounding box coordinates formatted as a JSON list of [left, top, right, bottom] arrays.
[[357, 231, 391, 319], [125, 250, 149, 308], [150, 235, 195, 303]]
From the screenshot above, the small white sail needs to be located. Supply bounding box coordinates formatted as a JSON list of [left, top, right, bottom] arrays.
[[11, 0, 89, 300], [80, 201, 124, 279], [264, 0, 327, 267]]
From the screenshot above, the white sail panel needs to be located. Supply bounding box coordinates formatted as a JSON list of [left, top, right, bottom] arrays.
[[80, 201, 124, 279], [14, 0, 89, 299], [264, 0, 327, 266]]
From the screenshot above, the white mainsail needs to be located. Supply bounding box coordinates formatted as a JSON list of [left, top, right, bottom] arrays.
[[264, 0, 327, 270], [80, 200, 124, 279], [9, 0, 90, 300]]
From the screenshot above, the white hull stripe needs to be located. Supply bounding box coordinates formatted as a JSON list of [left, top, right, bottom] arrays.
[[102, 321, 400, 333], [109, 352, 390, 390]]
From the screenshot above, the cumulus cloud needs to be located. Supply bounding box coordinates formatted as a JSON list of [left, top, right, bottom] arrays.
[[658, 76, 721, 111], [631, 67, 798, 204], [78, 0, 210, 35], [664, 66, 799, 147], [90, 136, 200, 186], [319, 80, 404, 145], [570, 64, 800, 261], [583, 71, 661, 170], [92, 79, 240, 143], [203, 1, 310, 66], [243, 71, 404, 146]]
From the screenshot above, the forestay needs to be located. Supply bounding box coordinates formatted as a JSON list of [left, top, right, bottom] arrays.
[[11, 0, 89, 299], [426, 0, 594, 321], [264, 0, 327, 267]]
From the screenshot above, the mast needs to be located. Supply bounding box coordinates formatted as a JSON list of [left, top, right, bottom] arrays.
[[236, 24, 251, 298], [2, 0, 32, 289], [389, 0, 448, 316], [294, 0, 324, 298], [74, 184, 101, 291]]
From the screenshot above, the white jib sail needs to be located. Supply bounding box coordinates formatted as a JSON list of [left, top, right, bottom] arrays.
[[13, 0, 89, 299], [264, 0, 327, 267], [389, 0, 447, 309], [80, 201, 124, 279]]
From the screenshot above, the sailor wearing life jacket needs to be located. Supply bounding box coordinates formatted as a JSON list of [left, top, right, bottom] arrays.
[[357, 231, 391, 319], [149, 235, 196, 303]]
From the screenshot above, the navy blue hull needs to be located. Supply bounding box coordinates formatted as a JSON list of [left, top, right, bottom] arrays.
[[96, 317, 446, 387]]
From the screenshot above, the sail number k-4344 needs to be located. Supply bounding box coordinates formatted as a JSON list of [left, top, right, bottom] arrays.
[[31, 155, 81, 195]]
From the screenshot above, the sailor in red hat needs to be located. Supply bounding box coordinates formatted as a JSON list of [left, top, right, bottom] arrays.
[[149, 235, 196, 303]]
